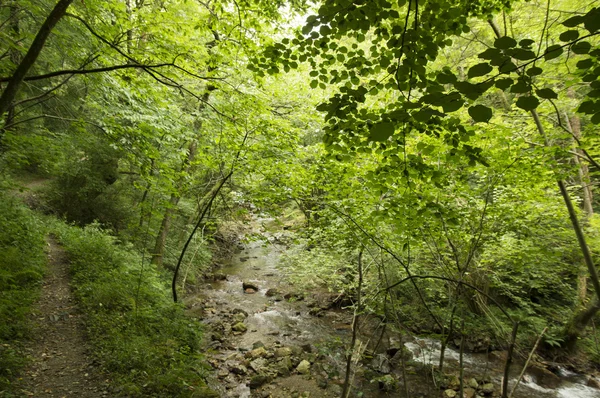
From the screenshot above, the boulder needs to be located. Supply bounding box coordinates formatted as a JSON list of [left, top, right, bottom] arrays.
[[275, 347, 293, 358], [444, 389, 457, 398], [227, 362, 247, 375], [247, 346, 268, 359], [232, 322, 247, 333], [527, 365, 561, 389], [468, 378, 478, 389], [245, 288, 257, 294], [296, 360, 311, 374], [250, 358, 267, 373], [265, 288, 280, 297], [480, 383, 494, 395], [243, 281, 259, 291], [249, 374, 269, 389], [587, 377, 600, 389], [464, 387, 477, 398], [232, 308, 249, 317]]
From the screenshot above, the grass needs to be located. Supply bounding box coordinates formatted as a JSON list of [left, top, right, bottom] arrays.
[[51, 220, 217, 397], [0, 194, 46, 393]]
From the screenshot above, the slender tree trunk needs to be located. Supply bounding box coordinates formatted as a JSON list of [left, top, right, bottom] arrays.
[[4, 5, 21, 130], [151, 141, 197, 266], [151, 194, 180, 266], [565, 111, 593, 306], [0, 0, 74, 116], [342, 251, 363, 398], [530, 110, 600, 347]]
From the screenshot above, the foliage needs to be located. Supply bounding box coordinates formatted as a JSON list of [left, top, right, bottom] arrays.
[[51, 220, 211, 397], [0, 192, 46, 392]]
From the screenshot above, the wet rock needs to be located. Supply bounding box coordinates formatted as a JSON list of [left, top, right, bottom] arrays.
[[480, 383, 494, 395], [296, 360, 311, 374], [275, 347, 293, 358], [252, 341, 265, 349], [243, 281, 259, 291], [317, 378, 328, 389], [276, 357, 293, 376], [232, 322, 247, 333], [284, 292, 304, 301], [587, 377, 600, 389], [217, 368, 230, 378], [371, 354, 391, 374], [247, 346, 268, 359], [233, 313, 246, 323], [245, 288, 257, 294], [211, 273, 227, 281], [250, 358, 267, 373], [527, 364, 561, 389], [464, 387, 477, 398], [249, 374, 269, 389], [228, 362, 247, 375], [232, 308, 249, 317], [308, 308, 324, 317], [443, 389, 457, 398], [265, 288, 280, 297], [468, 378, 478, 389]]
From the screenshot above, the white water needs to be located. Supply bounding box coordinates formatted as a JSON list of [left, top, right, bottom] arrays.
[[404, 338, 600, 398]]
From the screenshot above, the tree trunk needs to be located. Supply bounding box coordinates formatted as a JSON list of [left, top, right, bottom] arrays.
[[151, 141, 197, 267], [530, 110, 600, 348], [0, 0, 74, 116], [151, 194, 180, 266], [566, 111, 593, 306]]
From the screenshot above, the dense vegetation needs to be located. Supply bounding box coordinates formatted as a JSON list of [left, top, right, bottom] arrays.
[[2, 0, 600, 396]]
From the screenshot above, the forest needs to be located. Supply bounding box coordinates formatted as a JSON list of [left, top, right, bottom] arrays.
[[1, 0, 600, 397]]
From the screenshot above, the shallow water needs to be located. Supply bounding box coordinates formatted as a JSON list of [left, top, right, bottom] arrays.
[[191, 220, 600, 398]]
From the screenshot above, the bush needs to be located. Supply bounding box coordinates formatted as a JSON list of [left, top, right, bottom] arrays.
[[0, 194, 46, 391], [53, 221, 211, 397]]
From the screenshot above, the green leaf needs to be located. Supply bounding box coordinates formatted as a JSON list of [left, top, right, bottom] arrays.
[[559, 30, 580, 42], [536, 88, 558, 99], [468, 105, 493, 123], [511, 48, 536, 61], [516, 96, 540, 111], [592, 112, 600, 124], [510, 81, 530, 94], [310, 80, 318, 88], [579, 100, 596, 114], [495, 78, 513, 90], [577, 59, 594, 69], [494, 36, 517, 49], [571, 41, 591, 54], [519, 39, 535, 47], [479, 48, 502, 60], [437, 71, 457, 84], [526, 67, 543, 76], [544, 45, 563, 60], [468, 63, 493, 78], [441, 94, 464, 113], [583, 9, 600, 32], [498, 60, 518, 74], [370, 122, 395, 141], [562, 15, 584, 27]]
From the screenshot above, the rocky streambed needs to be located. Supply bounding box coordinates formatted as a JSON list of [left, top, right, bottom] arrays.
[[185, 221, 600, 398]]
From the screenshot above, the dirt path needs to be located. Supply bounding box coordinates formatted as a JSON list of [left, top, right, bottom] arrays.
[[18, 237, 110, 397]]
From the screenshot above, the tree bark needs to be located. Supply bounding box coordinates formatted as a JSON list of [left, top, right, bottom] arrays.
[[565, 111, 593, 306], [0, 0, 74, 116]]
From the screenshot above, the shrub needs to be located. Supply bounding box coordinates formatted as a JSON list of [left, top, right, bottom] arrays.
[[53, 221, 211, 397]]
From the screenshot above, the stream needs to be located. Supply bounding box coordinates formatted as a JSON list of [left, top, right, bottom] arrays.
[[187, 220, 600, 398]]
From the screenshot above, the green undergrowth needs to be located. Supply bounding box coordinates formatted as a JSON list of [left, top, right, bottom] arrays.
[[0, 193, 46, 392], [51, 220, 216, 397]]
